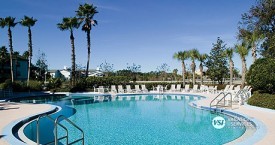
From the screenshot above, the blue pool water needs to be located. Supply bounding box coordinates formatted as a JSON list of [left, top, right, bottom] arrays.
[[22, 94, 245, 144]]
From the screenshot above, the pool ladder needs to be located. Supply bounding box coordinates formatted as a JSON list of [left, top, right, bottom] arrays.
[[36, 114, 84, 145], [210, 92, 232, 112]]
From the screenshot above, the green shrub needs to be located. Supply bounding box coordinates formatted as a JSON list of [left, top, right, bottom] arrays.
[[248, 91, 275, 110], [47, 78, 62, 89], [28, 80, 43, 91], [246, 58, 275, 94]]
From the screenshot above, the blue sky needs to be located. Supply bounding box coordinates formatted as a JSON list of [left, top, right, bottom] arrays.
[[0, 0, 256, 73]]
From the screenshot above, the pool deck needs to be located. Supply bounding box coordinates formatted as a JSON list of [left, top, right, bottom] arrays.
[[0, 102, 52, 145], [190, 92, 275, 145], [0, 92, 275, 144]]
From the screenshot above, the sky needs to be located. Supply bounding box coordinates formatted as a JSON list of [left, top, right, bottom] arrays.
[[0, 0, 256, 73]]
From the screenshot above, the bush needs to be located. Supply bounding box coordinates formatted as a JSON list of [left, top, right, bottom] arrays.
[[248, 91, 275, 110], [28, 80, 43, 91], [246, 58, 275, 94]]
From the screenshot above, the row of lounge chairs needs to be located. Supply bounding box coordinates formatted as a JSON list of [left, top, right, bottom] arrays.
[[109, 85, 148, 94]]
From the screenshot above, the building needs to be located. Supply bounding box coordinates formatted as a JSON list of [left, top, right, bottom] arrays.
[[0, 56, 28, 81]]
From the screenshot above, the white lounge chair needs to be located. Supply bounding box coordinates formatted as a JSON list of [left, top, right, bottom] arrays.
[[176, 84, 181, 92], [110, 85, 117, 94], [135, 85, 142, 93], [192, 85, 198, 93], [169, 84, 176, 92], [118, 85, 124, 93], [126, 85, 134, 93], [141, 85, 148, 93], [184, 85, 190, 92]]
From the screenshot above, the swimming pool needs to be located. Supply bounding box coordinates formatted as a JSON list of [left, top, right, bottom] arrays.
[[20, 94, 246, 144]]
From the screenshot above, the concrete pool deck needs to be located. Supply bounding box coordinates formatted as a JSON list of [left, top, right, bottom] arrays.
[[0, 102, 52, 145], [0, 92, 274, 144]]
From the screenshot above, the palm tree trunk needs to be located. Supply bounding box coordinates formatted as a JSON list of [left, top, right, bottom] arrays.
[[182, 61, 186, 86], [191, 61, 196, 85], [85, 29, 91, 77], [8, 27, 14, 82], [252, 45, 257, 63], [70, 30, 76, 86], [229, 59, 234, 85], [199, 63, 203, 85], [241, 58, 247, 88], [27, 26, 32, 87]]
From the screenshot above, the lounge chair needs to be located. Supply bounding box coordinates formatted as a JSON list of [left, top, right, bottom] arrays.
[[141, 85, 148, 93], [192, 85, 198, 93], [135, 85, 142, 93], [169, 84, 176, 92], [118, 85, 124, 93], [97, 86, 105, 93], [176, 84, 181, 92], [184, 85, 190, 92], [110, 85, 117, 94], [199, 85, 205, 92], [126, 85, 134, 93]]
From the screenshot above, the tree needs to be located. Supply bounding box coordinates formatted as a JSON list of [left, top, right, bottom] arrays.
[[173, 51, 189, 86], [238, 29, 263, 63], [240, 0, 275, 58], [99, 61, 114, 76], [235, 41, 250, 88], [20, 16, 37, 86], [188, 48, 199, 85], [0, 17, 17, 82], [35, 50, 48, 81], [0, 46, 9, 82], [156, 63, 170, 81], [224, 48, 234, 85], [198, 53, 207, 85], [127, 63, 141, 82], [57, 17, 80, 86], [76, 3, 98, 77], [205, 37, 229, 84], [246, 58, 275, 94], [172, 69, 178, 81]]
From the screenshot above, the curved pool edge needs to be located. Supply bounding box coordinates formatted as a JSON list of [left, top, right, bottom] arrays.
[[189, 98, 266, 145], [2, 104, 59, 145]]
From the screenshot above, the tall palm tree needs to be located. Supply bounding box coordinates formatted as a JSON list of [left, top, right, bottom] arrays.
[[57, 17, 80, 86], [224, 48, 234, 85], [20, 16, 37, 86], [0, 17, 17, 82], [173, 51, 189, 86], [235, 42, 250, 88], [198, 53, 207, 85], [238, 29, 263, 64], [188, 49, 199, 85], [76, 3, 98, 77]]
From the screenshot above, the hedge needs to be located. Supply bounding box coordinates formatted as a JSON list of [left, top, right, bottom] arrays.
[[248, 92, 275, 110]]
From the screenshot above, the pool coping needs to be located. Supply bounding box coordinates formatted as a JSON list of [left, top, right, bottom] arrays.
[[2, 92, 273, 144], [189, 98, 267, 145], [1, 104, 59, 145]]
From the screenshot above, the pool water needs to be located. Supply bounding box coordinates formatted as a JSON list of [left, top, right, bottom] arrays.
[[23, 94, 245, 145]]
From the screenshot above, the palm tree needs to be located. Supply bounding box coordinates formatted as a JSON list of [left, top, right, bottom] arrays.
[[57, 17, 80, 86], [173, 51, 189, 86], [198, 53, 207, 85], [76, 3, 98, 77], [235, 42, 250, 88], [238, 29, 263, 63], [0, 17, 17, 82], [224, 48, 234, 85], [20, 16, 37, 86], [188, 49, 199, 85]]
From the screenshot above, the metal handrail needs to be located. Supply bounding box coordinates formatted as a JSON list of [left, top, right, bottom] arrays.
[[55, 115, 84, 145], [215, 93, 232, 109], [210, 92, 226, 109], [36, 114, 68, 145], [234, 89, 248, 102]]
